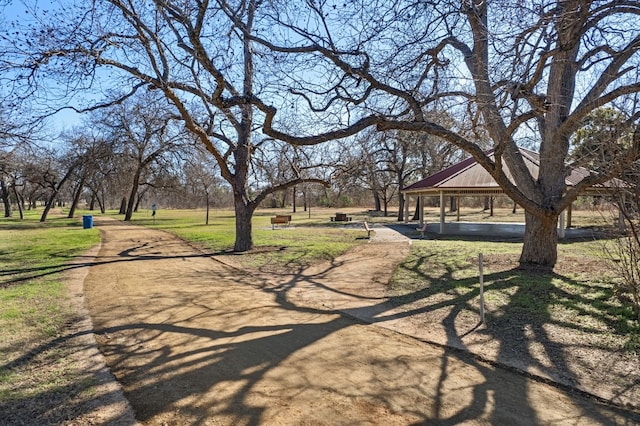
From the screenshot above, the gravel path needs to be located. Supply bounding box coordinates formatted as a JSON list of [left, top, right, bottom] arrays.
[[77, 219, 638, 425]]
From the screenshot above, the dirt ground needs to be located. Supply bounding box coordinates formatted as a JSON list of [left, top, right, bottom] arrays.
[[77, 218, 640, 425]]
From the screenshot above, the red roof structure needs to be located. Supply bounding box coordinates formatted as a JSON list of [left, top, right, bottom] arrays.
[[401, 147, 622, 238], [403, 147, 616, 196]]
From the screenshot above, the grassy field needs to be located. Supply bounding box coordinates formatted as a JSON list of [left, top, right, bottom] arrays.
[[390, 237, 638, 340], [0, 209, 100, 421], [1, 204, 638, 422], [118, 207, 375, 269]]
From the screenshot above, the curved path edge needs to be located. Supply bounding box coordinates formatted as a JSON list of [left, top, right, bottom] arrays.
[[65, 240, 140, 425]]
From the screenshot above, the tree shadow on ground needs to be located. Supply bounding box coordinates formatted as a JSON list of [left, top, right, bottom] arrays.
[[378, 249, 640, 409], [0, 329, 135, 426], [4, 230, 640, 425]]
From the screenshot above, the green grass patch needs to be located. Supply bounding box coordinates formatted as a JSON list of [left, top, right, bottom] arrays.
[[0, 214, 100, 408], [390, 237, 640, 351], [122, 207, 368, 269]]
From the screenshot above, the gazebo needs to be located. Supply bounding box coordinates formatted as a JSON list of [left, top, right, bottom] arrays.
[[401, 147, 621, 239]]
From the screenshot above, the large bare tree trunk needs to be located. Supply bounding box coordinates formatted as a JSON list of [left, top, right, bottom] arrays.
[[12, 184, 24, 220], [205, 193, 210, 225], [397, 193, 404, 221], [1, 179, 11, 218], [98, 193, 106, 214], [124, 169, 141, 221], [134, 186, 149, 213], [41, 168, 75, 222], [373, 192, 381, 211], [40, 193, 58, 222], [67, 178, 85, 218], [233, 195, 254, 252], [519, 212, 559, 269], [292, 186, 297, 213], [412, 200, 420, 221]]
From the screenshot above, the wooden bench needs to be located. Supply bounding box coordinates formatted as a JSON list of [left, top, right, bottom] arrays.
[[271, 215, 291, 229], [416, 222, 428, 239], [363, 221, 372, 239]]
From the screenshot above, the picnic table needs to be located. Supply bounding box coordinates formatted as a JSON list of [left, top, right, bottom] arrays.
[[330, 212, 352, 222]]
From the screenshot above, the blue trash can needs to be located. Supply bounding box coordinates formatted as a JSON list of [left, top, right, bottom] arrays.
[[82, 215, 93, 229]]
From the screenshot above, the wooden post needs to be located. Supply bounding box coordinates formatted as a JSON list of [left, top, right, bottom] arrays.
[[404, 194, 410, 223], [558, 210, 566, 239], [439, 191, 445, 234], [479, 253, 485, 323], [618, 193, 626, 233], [456, 196, 461, 222]]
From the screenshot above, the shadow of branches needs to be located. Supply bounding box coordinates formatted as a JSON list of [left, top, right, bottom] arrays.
[[4, 224, 640, 425]]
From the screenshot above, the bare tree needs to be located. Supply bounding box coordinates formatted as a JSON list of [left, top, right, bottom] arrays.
[[22, 146, 78, 222], [0, 105, 42, 218], [57, 127, 117, 218], [96, 93, 186, 221], [250, 0, 640, 269], [0, 150, 14, 217], [337, 130, 406, 217], [183, 144, 221, 224], [571, 107, 638, 170], [1, 1, 328, 251]]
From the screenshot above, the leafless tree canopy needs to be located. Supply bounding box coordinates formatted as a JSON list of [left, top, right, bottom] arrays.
[[1, 0, 335, 250], [2, 0, 640, 265], [251, 0, 640, 267]]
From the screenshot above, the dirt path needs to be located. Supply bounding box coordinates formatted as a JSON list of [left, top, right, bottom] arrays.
[[82, 219, 638, 425]]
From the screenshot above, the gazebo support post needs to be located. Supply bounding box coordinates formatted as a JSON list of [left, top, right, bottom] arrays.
[[558, 210, 566, 239], [456, 196, 461, 222], [567, 202, 573, 228], [419, 195, 424, 225], [404, 194, 410, 223], [618, 193, 626, 233], [439, 191, 445, 234]]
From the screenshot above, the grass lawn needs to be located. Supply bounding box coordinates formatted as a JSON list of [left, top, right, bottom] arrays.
[[0, 210, 100, 421], [390, 237, 640, 352], [119, 207, 375, 269]]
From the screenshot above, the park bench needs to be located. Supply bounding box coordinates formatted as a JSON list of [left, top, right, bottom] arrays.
[[416, 222, 428, 239], [331, 212, 352, 222], [363, 221, 372, 239], [271, 215, 291, 229]]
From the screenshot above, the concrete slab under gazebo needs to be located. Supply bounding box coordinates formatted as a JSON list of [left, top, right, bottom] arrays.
[[401, 147, 622, 239]]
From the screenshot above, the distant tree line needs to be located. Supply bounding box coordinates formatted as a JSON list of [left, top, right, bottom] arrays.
[[0, 92, 461, 222]]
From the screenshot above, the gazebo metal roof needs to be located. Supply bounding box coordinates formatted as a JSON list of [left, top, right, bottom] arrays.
[[400, 147, 625, 238], [402, 147, 616, 196]]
